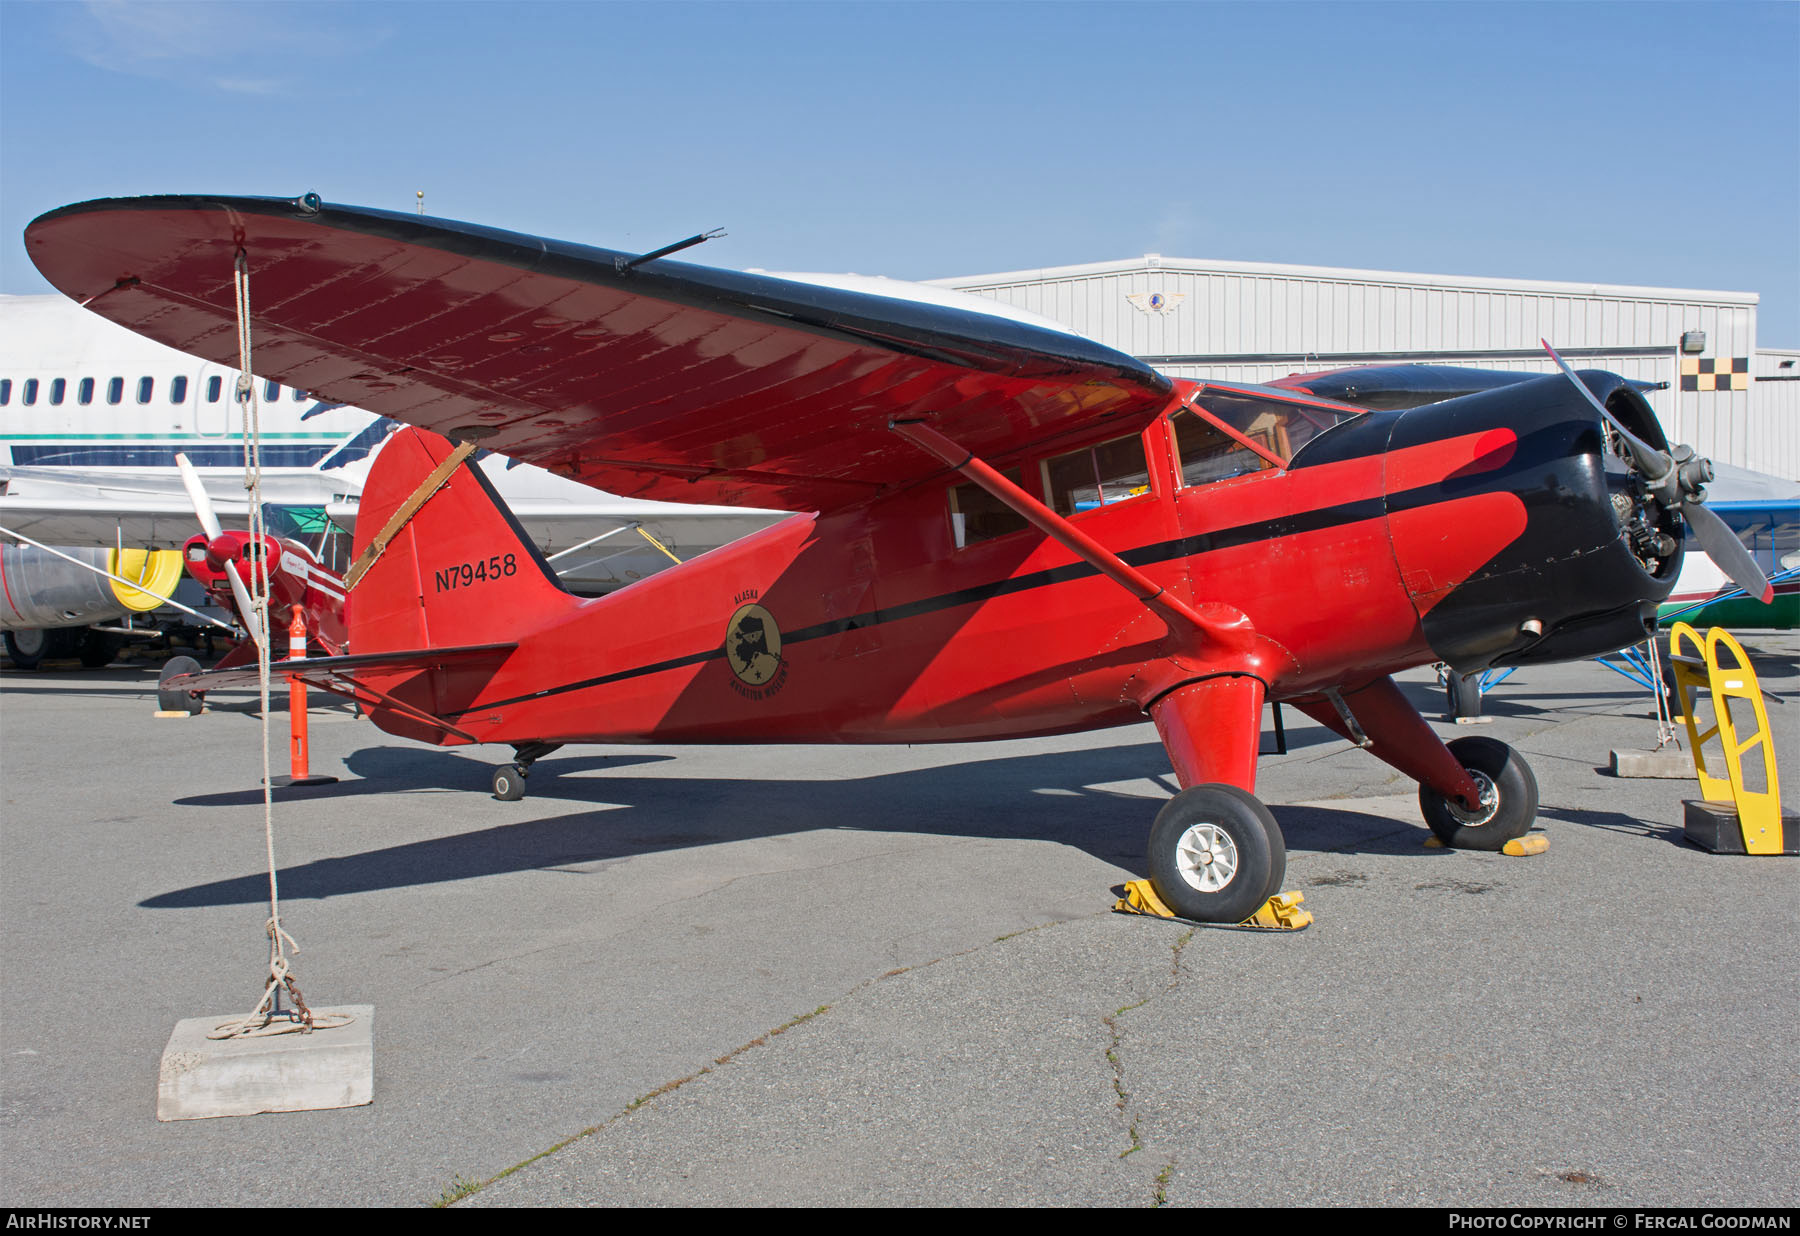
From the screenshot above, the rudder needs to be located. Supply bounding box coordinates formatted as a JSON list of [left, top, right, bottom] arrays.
[[349, 428, 573, 654]]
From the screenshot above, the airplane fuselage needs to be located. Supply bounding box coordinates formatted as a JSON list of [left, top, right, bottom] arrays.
[[351, 371, 1678, 754]]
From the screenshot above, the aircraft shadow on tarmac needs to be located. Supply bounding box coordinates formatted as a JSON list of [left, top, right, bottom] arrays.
[[1535, 803, 1687, 847], [143, 739, 1439, 909]]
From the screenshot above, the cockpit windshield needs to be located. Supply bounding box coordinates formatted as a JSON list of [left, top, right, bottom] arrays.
[[1170, 382, 1364, 487], [260, 504, 353, 572]]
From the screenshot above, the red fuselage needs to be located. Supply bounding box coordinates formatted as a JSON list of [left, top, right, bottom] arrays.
[[350, 371, 1673, 753]]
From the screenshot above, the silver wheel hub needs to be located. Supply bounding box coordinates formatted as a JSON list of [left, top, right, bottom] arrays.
[[1175, 822, 1239, 893], [1444, 770, 1500, 826]]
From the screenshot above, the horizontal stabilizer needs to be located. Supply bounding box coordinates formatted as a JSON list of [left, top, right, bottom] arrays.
[[164, 642, 517, 694]]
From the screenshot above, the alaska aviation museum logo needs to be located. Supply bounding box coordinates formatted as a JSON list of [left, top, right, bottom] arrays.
[[1126, 291, 1185, 316], [725, 593, 788, 700]]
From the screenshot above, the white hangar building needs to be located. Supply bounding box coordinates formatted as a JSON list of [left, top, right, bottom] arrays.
[[932, 257, 1798, 482]]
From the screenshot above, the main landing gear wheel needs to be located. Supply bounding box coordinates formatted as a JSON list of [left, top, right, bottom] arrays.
[[157, 655, 204, 715], [492, 764, 527, 801], [1445, 670, 1483, 720], [1147, 784, 1287, 924], [1417, 735, 1538, 850], [5, 628, 71, 671]]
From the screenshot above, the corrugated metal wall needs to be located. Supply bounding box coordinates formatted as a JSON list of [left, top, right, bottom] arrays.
[[936, 259, 1792, 480], [1753, 349, 1800, 479]]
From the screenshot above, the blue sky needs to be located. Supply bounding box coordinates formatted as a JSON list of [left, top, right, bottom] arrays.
[[3, 1, 1796, 342]]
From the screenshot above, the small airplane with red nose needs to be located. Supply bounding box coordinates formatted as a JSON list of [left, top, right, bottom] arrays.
[[171, 452, 348, 669], [25, 194, 1771, 924]]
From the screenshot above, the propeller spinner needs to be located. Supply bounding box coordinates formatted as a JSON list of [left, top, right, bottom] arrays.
[[1541, 341, 1773, 605]]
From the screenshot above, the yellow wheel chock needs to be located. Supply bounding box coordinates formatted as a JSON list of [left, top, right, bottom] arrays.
[[1423, 834, 1549, 855], [1668, 622, 1797, 856], [1114, 880, 1312, 931]]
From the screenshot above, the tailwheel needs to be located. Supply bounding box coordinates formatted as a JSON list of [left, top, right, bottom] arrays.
[[1147, 784, 1287, 924], [492, 764, 527, 801], [1417, 736, 1538, 850], [491, 742, 561, 801]]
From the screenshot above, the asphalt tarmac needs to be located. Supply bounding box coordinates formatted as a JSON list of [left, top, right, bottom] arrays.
[[1, 639, 1795, 1208]]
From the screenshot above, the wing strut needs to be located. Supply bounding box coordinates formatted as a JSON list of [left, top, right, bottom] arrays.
[[890, 419, 1248, 651]]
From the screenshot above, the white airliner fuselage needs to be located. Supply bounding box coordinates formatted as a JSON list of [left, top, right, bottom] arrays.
[[0, 293, 787, 654]]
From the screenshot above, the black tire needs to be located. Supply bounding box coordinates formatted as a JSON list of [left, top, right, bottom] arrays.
[[1445, 671, 1483, 720], [1147, 784, 1286, 924], [158, 655, 205, 714], [1418, 736, 1538, 850], [492, 765, 527, 801], [5, 628, 81, 669], [79, 631, 123, 668], [4, 629, 50, 670]]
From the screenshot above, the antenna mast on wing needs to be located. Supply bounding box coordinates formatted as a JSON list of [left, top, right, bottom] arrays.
[[616, 229, 727, 273]]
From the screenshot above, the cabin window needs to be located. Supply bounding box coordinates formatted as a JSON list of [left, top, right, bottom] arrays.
[[107, 377, 124, 404], [265, 380, 280, 402], [137, 377, 155, 404], [0, 379, 10, 405], [78, 377, 95, 405], [292, 388, 308, 401], [207, 375, 223, 402], [1041, 433, 1151, 516], [50, 378, 66, 405], [948, 468, 1030, 548], [22, 379, 38, 406], [170, 376, 188, 404]]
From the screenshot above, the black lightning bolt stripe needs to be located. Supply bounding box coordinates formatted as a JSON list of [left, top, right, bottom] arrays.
[[447, 492, 1396, 716]]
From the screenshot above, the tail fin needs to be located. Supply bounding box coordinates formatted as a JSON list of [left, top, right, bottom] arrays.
[[350, 428, 574, 653]]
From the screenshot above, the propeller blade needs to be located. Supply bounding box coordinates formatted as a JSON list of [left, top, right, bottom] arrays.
[[1540, 340, 1673, 482], [175, 452, 265, 647], [225, 562, 266, 651], [174, 453, 223, 540], [1684, 500, 1774, 605]]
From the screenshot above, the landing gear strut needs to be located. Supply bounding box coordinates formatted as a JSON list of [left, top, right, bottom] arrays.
[[491, 742, 562, 801], [1143, 675, 1287, 923]]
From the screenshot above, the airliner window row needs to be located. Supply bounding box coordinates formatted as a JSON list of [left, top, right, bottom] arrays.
[[0, 377, 309, 407]]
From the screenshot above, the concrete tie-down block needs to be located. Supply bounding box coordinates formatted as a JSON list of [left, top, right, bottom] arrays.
[[156, 1005, 373, 1121]]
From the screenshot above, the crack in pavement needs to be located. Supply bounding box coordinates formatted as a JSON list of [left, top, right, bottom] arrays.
[[433, 898, 1117, 1206], [1101, 923, 1196, 1205]]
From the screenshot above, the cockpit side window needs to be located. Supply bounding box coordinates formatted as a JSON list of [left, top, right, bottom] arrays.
[[1171, 408, 1272, 486], [1173, 385, 1361, 488]]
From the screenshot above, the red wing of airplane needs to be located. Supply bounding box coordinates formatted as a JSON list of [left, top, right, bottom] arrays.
[[27, 193, 1756, 925], [27, 195, 1171, 513]]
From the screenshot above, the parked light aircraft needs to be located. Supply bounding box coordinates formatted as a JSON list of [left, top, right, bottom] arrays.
[[0, 292, 783, 663], [26, 193, 1773, 923], [1658, 465, 1799, 629]]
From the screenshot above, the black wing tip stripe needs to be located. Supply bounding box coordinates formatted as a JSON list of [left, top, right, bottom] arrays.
[[34, 194, 1170, 398]]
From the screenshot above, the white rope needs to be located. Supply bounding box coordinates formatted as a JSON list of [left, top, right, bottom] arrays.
[[1647, 634, 1678, 750], [207, 251, 338, 1039]]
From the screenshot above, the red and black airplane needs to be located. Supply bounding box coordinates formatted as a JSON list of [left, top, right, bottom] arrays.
[[24, 194, 1767, 923]]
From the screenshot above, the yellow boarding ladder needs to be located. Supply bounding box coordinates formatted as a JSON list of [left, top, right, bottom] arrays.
[[1668, 622, 1792, 855]]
